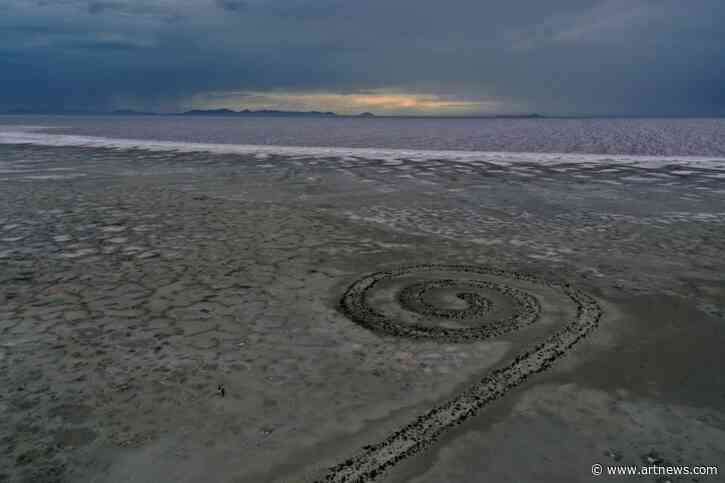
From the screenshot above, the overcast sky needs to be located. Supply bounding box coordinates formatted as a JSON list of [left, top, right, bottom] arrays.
[[1, 0, 723, 115]]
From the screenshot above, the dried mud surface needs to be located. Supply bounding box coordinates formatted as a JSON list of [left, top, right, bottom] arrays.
[[1, 144, 725, 482]]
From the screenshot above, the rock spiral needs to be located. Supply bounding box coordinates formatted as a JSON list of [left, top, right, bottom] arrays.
[[322, 264, 603, 482], [340, 265, 541, 343]]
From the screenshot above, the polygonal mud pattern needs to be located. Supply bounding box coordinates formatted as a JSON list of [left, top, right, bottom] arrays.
[[324, 264, 603, 482]]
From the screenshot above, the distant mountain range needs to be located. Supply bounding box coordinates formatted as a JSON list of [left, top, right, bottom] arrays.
[[180, 108, 339, 117], [1, 108, 547, 119], [0, 108, 368, 117]]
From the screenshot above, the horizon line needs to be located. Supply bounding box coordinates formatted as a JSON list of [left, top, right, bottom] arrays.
[[2, 109, 725, 119]]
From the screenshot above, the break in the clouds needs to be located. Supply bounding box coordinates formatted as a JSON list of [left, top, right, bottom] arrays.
[[189, 90, 501, 114], [1, 0, 723, 115]]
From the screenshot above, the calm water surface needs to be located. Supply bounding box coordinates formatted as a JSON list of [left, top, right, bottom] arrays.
[[1, 115, 725, 157]]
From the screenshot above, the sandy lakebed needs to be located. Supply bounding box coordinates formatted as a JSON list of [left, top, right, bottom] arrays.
[[1, 140, 725, 482]]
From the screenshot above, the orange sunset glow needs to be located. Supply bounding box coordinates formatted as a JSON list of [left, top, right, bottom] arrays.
[[189, 90, 501, 115]]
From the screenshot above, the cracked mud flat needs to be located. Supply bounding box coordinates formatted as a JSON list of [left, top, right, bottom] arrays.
[[1, 141, 725, 482]]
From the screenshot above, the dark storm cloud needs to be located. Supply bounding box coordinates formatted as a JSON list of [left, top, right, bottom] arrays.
[[1, 0, 724, 115], [215, 0, 248, 12], [87, 1, 146, 15]]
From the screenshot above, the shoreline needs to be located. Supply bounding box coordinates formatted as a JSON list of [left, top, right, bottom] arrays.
[[2, 126, 725, 169]]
